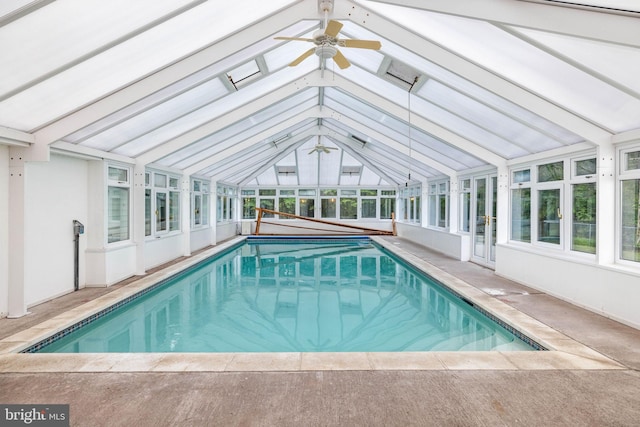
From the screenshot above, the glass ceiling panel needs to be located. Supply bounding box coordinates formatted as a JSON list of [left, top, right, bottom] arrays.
[[342, 20, 583, 144], [113, 60, 316, 157], [359, 4, 640, 132], [79, 78, 228, 151], [333, 66, 530, 159], [323, 89, 488, 169], [512, 26, 640, 95], [0, 0, 195, 98], [155, 88, 318, 169], [0, 0, 297, 131], [417, 80, 566, 153], [167, 97, 318, 170]]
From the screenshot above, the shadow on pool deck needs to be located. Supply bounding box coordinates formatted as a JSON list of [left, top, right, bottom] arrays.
[[1, 237, 639, 426]]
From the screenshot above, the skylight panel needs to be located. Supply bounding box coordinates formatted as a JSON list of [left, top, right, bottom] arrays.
[[384, 60, 421, 90], [276, 165, 296, 175], [226, 60, 261, 90]]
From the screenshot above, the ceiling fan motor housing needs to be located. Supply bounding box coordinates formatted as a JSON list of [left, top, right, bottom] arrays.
[[319, 0, 333, 14]]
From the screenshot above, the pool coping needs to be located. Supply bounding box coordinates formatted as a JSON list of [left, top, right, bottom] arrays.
[[0, 236, 623, 373]]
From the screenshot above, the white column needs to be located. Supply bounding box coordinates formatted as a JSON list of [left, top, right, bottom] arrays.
[[597, 143, 616, 265], [133, 162, 146, 275], [210, 179, 217, 245], [181, 175, 192, 256], [496, 165, 510, 245], [7, 148, 27, 317]]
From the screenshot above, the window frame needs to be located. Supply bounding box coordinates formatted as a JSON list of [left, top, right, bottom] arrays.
[[106, 164, 132, 245]]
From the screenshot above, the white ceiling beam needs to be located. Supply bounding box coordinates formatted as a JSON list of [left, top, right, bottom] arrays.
[[0, 126, 33, 147], [33, 0, 315, 146], [358, 0, 640, 47], [50, 141, 135, 164], [338, 1, 613, 145]]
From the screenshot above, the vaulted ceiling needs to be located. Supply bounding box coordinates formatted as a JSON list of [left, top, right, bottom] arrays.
[[1, 0, 639, 187]]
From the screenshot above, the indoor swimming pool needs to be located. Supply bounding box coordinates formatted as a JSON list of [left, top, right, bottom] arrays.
[[30, 237, 540, 353]]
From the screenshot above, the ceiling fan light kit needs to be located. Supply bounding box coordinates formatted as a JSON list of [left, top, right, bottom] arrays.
[[274, 1, 381, 70]]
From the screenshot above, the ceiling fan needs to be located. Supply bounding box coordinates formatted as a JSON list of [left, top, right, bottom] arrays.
[[309, 138, 338, 155], [274, 1, 381, 70]]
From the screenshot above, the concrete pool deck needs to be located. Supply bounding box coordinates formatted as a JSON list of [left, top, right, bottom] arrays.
[[1, 236, 639, 425]]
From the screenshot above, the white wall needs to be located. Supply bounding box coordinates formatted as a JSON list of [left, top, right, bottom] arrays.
[[145, 234, 184, 270], [396, 223, 470, 261], [24, 154, 88, 306], [496, 244, 640, 329], [215, 222, 237, 244], [191, 227, 213, 252], [0, 146, 9, 316]]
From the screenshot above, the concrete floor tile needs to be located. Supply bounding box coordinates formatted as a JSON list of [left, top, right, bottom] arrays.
[[300, 352, 372, 370]]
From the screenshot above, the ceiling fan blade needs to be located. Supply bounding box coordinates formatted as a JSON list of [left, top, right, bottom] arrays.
[[323, 148, 331, 153], [274, 36, 315, 42], [327, 147, 338, 150], [289, 48, 316, 66], [332, 49, 351, 69], [308, 149, 316, 155], [324, 20, 343, 38], [342, 39, 382, 50]]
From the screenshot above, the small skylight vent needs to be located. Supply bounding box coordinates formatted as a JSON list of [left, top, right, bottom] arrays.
[[226, 60, 262, 90], [383, 60, 421, 91], [351, 134, 368, 147], [277, 166, 297, 175], [341, 166, 362, 176]]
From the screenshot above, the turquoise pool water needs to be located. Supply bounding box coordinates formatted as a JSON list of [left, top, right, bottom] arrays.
[[35, 238, 537, 353]]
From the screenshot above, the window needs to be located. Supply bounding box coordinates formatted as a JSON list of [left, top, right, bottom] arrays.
[[511, 168, 531, 243], [620, 148, 640, 262], [460, 179, 471, 232], [340, 189, 357, 219], [360, 189, 377, 219], [192, 179, 209, 226], [169, 178, 180, 232], [279, 189, 296, 219], [259, 189, 276, 218], [299, 189, 315, 218], [380, 190, 396, 220], [572, 183, 596, 253], [107, 165, 130, 243], [511, 156, 598, 254], [537, 161, 564, 183], [621, 180, 640, 262], [145, 171, 181, 237], [571, 157, 596, 254], [320, 189, 337, 219], [242, 190, 256, 219], [217, 184, 237, 222], [426, 181, 444, 227]]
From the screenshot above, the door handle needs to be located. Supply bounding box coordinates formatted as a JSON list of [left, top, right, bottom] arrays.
[[557, 208, 563, 220]]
